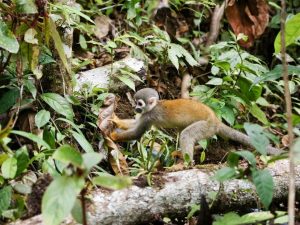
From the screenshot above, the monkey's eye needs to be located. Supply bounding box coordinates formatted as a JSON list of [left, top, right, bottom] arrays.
[[136, 100, 145, 107]]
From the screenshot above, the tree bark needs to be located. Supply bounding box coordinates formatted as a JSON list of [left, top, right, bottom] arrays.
[[11, 160, 299, 225]]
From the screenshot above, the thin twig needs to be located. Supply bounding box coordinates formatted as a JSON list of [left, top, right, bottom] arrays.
[[280, 1, 295, 224]]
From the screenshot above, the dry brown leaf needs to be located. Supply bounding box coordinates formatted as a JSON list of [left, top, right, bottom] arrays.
[[97, 94, 129, 175], [281, 134, 290, 147], [94, 15, 112, 40], [225, 0, 269, 48]]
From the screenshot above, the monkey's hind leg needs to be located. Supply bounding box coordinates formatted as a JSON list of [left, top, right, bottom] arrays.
[[179, 121, 217, 162]]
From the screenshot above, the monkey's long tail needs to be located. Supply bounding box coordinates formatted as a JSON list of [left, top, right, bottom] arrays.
[[217, 123, 284, 155]]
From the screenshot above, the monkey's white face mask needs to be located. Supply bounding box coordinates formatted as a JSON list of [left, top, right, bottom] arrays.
[[135, 97, 157, 114]]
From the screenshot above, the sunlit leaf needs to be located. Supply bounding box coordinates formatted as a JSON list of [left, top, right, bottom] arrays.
[[0, 21, 19, 53], [1, 158, 17, 179], [42, 176, 84, 225], [274, 13, 300, 53], [15, 0, 37, 14], [35, 110, 51, 129], [41, 93, 74, 120], [53, 145, 83, 167], [92, 173, 132, 190]]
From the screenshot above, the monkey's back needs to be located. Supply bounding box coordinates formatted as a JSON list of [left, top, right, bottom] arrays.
[[152, 99, 220, 129]]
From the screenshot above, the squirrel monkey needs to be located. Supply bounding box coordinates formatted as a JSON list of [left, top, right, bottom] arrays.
[[110, 88, 283, 161]]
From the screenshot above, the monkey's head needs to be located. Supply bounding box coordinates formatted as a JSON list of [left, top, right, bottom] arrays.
[[134, 88, 159, 114]]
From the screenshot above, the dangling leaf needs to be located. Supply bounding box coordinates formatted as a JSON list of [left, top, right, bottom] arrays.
[[0, 21, 19, 53]]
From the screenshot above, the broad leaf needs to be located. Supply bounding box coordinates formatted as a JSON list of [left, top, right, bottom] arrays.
[[1, 158, 17, 179], [167, 43, 198, 70], [274, 13, 300, 53], [92, 173, 132, 190], [116, 75, 135, 91], [249, 103, 268, 125], [53, 145, 83, 167], [244, 123, 269, 155], [0, 186, 12, 215], [35, 110, 51, 129], [237, 77, 262, 102], [213, 167, 237, 182], [252, 169, 274, 209], [15, 0, 37, 14], [0, 21, 19, 53], [82, 152, 103, 171], [229, 151, 256, 166], [41, 93, 74, 120], [42, 176, 84, 225]]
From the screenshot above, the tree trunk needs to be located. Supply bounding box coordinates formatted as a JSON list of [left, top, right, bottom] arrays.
[[11, 160, 299, 225]]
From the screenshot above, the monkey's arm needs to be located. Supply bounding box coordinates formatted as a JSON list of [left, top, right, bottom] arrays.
[[110, 118, 151, 142], [217, 123, 283, 155], [111, 115, 137, 130]]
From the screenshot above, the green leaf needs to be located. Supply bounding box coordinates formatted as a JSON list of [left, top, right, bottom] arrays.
[[249, 103, 268, 125], [1, 158, 17, 179], [42, 176, 84, 225], [237, 77, 262, 102], [116, 75, 135, 91], [71, 199, 83, 224], [0, 186, 12, 215], [71, 131, 94, 153], [15, 0, 37, 14], [35, 110, 51, 129], [41, 93, 74, 120], [220, 106, 235, 126], [15, 147, 29, 176], [53, 145, 83, 167], [82, 152, 103, 171], [206, 78, 223, 86], [253, 65, 300, 85], [48, 17, 71, 74], [24, 78, 37, 99], [292, 137, 300, 164], [244, 123, 269, 155], [79, 34, 87, 49], [11, 130, 51, 149], [252, 169, 274, 208], [0, 88, 20, 114], [43, 127, 56, 149], [229, 151, 256, 166], [92, 173, 132, 190], [213, 212, 241, 225], [167, 43, 198, 70], [213, 167, 237, 182], [274, 13, 300, 53], [0, 21, 19, 53]]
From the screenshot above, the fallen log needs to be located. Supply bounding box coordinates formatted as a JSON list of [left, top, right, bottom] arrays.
[[11, 160, 299, 225]]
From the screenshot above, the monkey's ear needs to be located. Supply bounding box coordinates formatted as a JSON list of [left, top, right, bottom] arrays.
[[148, 97, 157, 105]]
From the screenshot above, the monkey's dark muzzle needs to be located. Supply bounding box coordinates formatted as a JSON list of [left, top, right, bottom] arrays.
[[135, 107, 143, 113]]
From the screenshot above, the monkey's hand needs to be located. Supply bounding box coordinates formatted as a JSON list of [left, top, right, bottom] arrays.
[[110, 115, 136, 130], [110, 129, 122, 141]]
